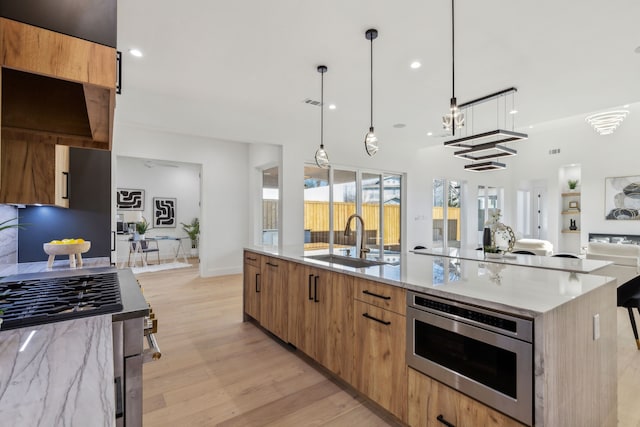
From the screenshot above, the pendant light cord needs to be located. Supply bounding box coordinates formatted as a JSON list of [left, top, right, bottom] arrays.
[[451, 0, 455, 102], [370, 35, 374, 128], [320, 70, 324, 148]]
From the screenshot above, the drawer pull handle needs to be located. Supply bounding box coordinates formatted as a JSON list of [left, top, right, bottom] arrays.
[[362, 289, 391, 300], [362, 312, 390, 325], [436, 415, 455, 427], [246, 256, 257, 261], [266, 262, 278, 268], [308, 274, 314, 300], [256, 273, 261, 293], [314, 275, 319, 303]]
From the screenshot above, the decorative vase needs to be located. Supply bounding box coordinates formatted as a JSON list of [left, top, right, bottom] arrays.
[[483, 227, 492, 248]]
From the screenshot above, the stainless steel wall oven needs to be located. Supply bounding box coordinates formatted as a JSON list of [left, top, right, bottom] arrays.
[[406, 291, 534, 426]]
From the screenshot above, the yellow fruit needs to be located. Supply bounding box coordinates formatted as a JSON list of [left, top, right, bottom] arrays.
[[50, 240, 62, 244], [75, 238, 85, 243], [62, 239, 73, 244]]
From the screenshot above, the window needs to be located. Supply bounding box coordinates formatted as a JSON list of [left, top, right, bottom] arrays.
[[303, 165, 402, 260], [262, 166, 279, 245], [433, 179, 462, 248], [477, 185, 503, 245]]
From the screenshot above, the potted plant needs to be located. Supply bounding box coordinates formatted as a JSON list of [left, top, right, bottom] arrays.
[[181, 218, 200, 256], [568, 179, 579, 191], [135, 217, 150, 240], [483, 245, 503, 259]]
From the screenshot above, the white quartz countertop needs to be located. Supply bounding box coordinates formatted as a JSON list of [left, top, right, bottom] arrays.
[[0, 315, 115, 426], [246, 245, 616, 317], [412, 247, 611, 273]]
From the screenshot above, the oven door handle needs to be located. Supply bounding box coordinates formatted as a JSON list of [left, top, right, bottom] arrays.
[[436, 414, 455, 427], [143, 333, 162, 363]]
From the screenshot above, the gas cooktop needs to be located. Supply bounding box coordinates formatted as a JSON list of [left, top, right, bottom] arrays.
[[0, 270, 123, 331]]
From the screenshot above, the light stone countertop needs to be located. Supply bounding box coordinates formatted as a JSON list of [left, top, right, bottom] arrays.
[[246, 245, 616, 318], [0, 257, 111, 277], [0, 315, 115, 426], [411, 246, 611, 273]]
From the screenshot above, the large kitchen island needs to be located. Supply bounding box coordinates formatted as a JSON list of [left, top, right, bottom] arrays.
[[243, 246, 617, 427]]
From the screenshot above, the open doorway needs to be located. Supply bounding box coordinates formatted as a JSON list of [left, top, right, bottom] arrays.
[[115, 156, 202, 273]]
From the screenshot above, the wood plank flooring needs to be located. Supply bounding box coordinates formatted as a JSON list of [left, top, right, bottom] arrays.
[[136, 266, 640, 426]]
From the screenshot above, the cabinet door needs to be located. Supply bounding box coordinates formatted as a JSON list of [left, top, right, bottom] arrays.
[[0, 138, 65, 206], [243, 262, 261, 321], [54, 145, 69, 207], [261, 257, 288, 341], [287, 261, 317, 357], [315, 271, 354, 383], [354, 300, 407, 422], [408, 368, 525, 427]]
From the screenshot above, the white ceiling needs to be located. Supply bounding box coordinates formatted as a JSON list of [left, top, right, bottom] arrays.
[[117, 0, 640, 150]]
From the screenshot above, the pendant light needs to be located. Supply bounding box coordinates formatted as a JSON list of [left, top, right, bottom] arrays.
[[364, 28, 379, 156], [314, 65, 330, 168], [442, 0, 464, 135]]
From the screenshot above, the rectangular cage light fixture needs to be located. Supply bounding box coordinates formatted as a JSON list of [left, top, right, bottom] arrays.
[[464, 161, 507, 172], [444, 129, 528, 148], [454, 143, 517, 161]]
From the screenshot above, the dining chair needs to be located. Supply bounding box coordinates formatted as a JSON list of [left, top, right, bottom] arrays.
[[552, 253, 580, 258], [512, 250, 536, 255], [619, 276, 640, 350]]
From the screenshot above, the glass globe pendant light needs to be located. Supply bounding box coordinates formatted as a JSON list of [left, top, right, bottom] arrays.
[[364, 28, 379, 156], [442, 0, 465, 135], [314, 65, 330, 168]]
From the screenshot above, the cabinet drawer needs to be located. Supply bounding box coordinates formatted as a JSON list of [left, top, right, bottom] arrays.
[[243, 251, 261, 267], [355, 279, 405, 315], [408, 368, 525, 427]]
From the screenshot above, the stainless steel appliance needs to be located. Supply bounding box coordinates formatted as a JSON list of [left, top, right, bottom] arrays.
[[406, 291, 534, 426]]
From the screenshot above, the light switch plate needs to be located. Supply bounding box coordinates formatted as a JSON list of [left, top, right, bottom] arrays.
[[593, 313, 600, 340]]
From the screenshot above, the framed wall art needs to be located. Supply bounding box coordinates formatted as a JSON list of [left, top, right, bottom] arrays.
[[153, 197, 177, 228], [605, 175, 640, 220], [117, 188, 145, 210]]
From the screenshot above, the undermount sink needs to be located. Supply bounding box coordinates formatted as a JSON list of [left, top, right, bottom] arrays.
[[306, 254, 387, 268]]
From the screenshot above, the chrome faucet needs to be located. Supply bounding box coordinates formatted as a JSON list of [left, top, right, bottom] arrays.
[[344, 214, 370, 259]]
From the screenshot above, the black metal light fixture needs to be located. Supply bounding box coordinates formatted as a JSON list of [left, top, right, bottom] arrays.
[[314, 65, 330, 168], [364, 28, 379, 156], [442, 0, 464, 135]]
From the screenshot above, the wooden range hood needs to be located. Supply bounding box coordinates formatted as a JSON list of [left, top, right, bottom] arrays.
[[0, 17, 116, 150]]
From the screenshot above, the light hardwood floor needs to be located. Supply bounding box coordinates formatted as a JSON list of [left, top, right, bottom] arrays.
[[137, 266, 640, 427]]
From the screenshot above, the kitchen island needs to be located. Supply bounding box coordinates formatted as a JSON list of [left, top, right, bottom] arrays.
[[243, 246, 617, 426], [0, 265, 150, 426]]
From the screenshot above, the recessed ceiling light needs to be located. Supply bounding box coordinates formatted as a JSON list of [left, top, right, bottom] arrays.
[[129, 48, 143, 57], [509, 109, 518, 115], [427, 132, 433, 136], [528, 125, 534, 129], [410, 61, 421, 69], [328, 104, 336, 110]]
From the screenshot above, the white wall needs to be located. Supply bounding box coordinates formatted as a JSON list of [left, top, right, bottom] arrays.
[[113, 122, 250, 277]]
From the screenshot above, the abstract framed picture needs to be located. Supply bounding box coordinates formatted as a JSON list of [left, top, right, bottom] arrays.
[[153, 197, 177, 228], [605, 175, 640, 220], [117, 188, 145, 210]]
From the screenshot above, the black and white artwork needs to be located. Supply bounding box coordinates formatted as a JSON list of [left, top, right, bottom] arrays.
[[605, 175, 640, 220], [153, 197, 176, 228], [117, 189, 145, 210]]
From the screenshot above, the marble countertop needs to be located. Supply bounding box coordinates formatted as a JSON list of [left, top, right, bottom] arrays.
[[246, 245, 616, 317], [0, 315, 114, 426], [0, 257, 111, 277], [412, 247, 611, 273]]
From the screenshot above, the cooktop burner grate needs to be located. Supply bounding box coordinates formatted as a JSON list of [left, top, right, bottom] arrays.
[[0, 272, 122, 330]]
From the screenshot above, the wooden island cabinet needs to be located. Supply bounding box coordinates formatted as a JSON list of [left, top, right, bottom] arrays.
[[353, 278, 407, 422], [259, 256, 289, 342], [242, 251, 261, 320], [288, 262, 354, 383]]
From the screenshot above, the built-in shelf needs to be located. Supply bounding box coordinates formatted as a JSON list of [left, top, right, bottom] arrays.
[[561, 192, 581, 197], [561, 230, 580, 234], [561, 210, 581, 215]]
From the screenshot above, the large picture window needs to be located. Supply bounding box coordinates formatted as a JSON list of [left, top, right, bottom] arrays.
[[304, 165, 402, 261], [433, 179, 463, 248]]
